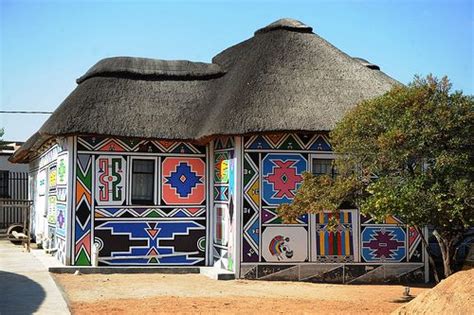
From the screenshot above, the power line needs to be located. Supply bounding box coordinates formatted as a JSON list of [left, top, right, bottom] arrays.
[[0, 110, 53, 114]]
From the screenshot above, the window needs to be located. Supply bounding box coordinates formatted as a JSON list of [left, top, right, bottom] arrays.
[[131, 159, 155, 205], [312, 158, 336, 177]]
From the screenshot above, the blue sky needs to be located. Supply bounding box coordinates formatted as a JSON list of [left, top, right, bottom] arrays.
[[1, 0, 473, 141]]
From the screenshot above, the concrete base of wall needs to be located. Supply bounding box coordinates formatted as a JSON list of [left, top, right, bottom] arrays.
[[48, 266, 236, 281], [200, 267, 235, 280], [240, 263, 425, 284], [49, 266, 201, 274]]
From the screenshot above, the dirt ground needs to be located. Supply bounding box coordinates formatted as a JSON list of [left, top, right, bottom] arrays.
[[53, 273, 431, 314], [394, 268, 473, 314]]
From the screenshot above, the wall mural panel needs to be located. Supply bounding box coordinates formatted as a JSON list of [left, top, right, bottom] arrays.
[[315, 210, 357, 263], [212, 137, 236, 271], [95, 156, 126, 206], [94, 220, 206, 265], [241, 132, 424, 282], [261, 226, 308, 262], [77, 136, 206, 154], [261, 153, 306, 206], [74, 154, 93, 266], [361, 226, 406, 263], [162, 157, 205, 205], [74, 136, 208, 266], [56, 203, 67, 238], [55, 151, 69, 264], [242, 153, 260, 262]]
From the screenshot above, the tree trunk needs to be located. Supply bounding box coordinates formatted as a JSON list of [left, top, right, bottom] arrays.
[[433, 230, 458, 278], [415, 226, 440, 283]]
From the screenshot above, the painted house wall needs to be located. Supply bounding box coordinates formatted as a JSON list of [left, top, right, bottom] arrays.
[[29, 138, 71, 264], [25, 132, 427, 282], [72, 136, 208, 266], [211, 137, 237, 272], [239, 133, 426, 282]]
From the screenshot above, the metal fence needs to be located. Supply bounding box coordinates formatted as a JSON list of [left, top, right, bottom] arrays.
[[0, 171, 29, 229], [0, 199, 32, 250]]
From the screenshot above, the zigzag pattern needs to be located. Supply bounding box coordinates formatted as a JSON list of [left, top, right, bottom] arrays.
[[77, 136, 205, 154], [244, 133, 332, 151], [74, 154, 93, 266], [94, 207, 206, 218]]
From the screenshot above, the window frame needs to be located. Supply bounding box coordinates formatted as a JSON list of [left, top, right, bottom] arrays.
[[129, 157, 157, 206], [310, 153, 337, 178]]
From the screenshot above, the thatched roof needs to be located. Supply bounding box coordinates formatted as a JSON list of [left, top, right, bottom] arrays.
[[11, 18, 399, 163]]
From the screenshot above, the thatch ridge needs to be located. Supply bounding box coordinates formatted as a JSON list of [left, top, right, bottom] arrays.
[[11, 18, 400, 163], [77, 57, 225, 83]]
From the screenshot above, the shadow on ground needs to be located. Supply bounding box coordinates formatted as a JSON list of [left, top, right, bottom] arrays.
[[0, 271, 46, 314]]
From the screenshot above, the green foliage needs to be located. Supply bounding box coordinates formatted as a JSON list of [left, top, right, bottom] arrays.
[[0, 128, 6, 150], [278, 75, 474, 276]]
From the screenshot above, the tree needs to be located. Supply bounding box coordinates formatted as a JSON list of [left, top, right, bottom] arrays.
[[0, 128, 6, 150], [279, 75, 474, 281]]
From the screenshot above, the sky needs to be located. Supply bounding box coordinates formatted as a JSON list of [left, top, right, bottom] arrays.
[[1, 0, 473, 142]]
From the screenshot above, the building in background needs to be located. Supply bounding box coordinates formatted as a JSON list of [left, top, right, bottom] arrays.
[[10, 19, 427, 283], [0, 141, 29, 231]]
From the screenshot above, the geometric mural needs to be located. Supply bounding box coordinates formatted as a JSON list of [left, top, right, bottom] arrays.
[[245, 133, 332, 151], [242, 153, 260, 263], [55, 151, 69, 263], [162, 157, 205, 205], [56, 203, 67, 238], [315, 210, 356, 262], [213, 137, 236, 271], [94, 207, 206, 219], [77, 136, 206, 154], [261, 153, 306, 206], [73, 137, 209, 266], [94, 220, 206, 265], [408, 226, 422, 261], [361, 226, 406, 262], [95, 156, 126, 206], [74, 154, 93, 266], [261, 226, 308, 262], [214, 152, 229, 184]]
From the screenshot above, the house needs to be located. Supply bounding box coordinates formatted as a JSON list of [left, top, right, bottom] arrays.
[[1, 141, 29, 231], [10, 19, 427, 282]]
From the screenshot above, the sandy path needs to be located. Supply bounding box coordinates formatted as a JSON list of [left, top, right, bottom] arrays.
[[54, 273, 430, 314]]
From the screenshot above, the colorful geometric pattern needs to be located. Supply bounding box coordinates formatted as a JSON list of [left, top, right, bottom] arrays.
[[244, 133, 331, 151], [74, 154, 93, 266], [361, 226, 406, 262], [214, 137, 234, 150], [315, 211, 356, 262], [214, 186, 229, 201], [57, 153, 68, 185], [48, 165, 57, 191], [262, 154, 306, 205], [408, 226, 422, 259], [77, 136, 205, 154], [95, 156, 126, 206], [94, 220, 206, 265], [261, 226, 308, 262], [261, 208, 308, 225], [94, 207, 206, 219], [213, 138, 236, 271], [360, 214, 404, 225], [214, 152, 229, 184], [162, 157, 205, 205], [47, 196, 57, 225], [56, 204, 67, 238], [242, 153, 260, 262]]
